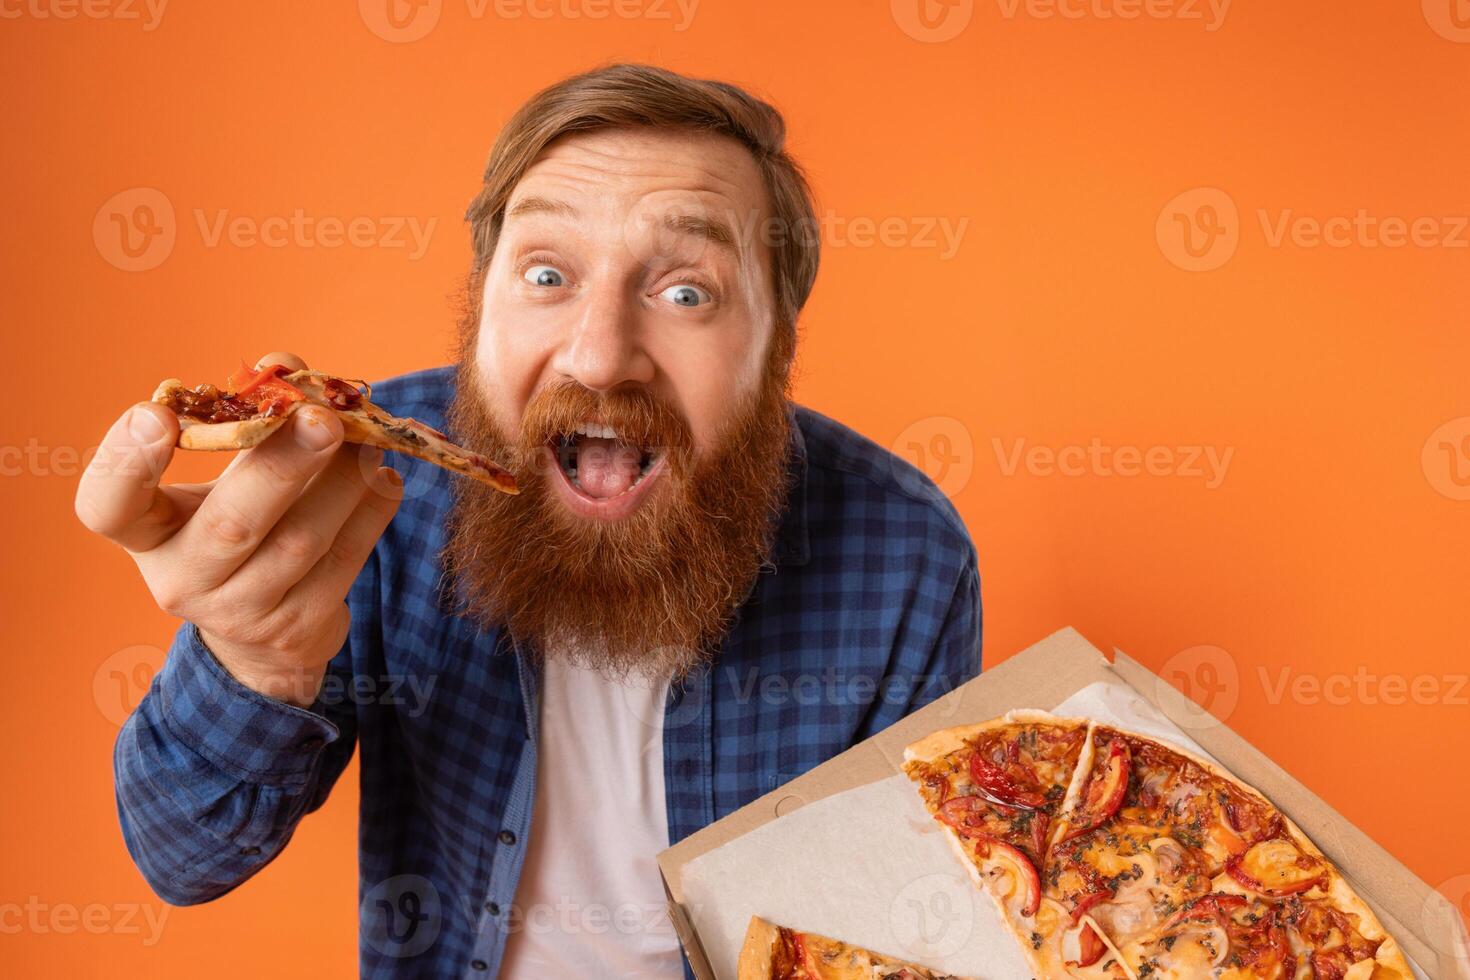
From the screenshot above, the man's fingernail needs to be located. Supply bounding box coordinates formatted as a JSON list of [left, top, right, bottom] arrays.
[[128, 406, 166, 444], [294, 409, 339, 450]]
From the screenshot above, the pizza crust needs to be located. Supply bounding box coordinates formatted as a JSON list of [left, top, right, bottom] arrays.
[[902, 708, 1088, 765], [736, 916, 783, 980]]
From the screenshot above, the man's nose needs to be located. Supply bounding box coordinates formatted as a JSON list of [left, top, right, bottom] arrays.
[[551, 283, 656, 392]]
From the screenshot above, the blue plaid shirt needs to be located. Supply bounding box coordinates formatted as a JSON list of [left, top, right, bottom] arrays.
[[114, 367, 981, 979]]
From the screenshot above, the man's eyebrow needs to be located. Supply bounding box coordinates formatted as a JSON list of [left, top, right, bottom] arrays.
[[661, 211, 738, 252], [505, 196, 579, 220]]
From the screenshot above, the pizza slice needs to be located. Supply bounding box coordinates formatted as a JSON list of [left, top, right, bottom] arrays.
[[900, 711, 1131, 978], [904, 715, 1414, 980], [1070, 726, 1412, 979], [737, 916, 971, 980], [152, 362, 517, 493]]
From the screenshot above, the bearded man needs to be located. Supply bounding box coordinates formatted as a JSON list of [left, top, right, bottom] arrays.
[[80, 64, 981, 979]]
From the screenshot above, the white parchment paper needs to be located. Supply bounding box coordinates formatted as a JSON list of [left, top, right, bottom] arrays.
[[677, 680, 1427, 979]]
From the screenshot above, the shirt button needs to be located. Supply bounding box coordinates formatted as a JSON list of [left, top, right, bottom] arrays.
[[497, 830, 516, 846], [471, 959, 488, 971], [240, 846, 261, 856], [485, 901, 500, 916]]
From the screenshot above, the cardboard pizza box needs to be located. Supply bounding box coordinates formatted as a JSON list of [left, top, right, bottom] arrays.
[[657, 626, 1470, 980]]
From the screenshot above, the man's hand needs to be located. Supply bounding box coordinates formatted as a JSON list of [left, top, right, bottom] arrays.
[[75, 352, 403, 706]]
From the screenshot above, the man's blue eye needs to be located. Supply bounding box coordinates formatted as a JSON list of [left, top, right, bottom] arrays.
[[524, 265, 564, 287], [660, 283, 711, 307]]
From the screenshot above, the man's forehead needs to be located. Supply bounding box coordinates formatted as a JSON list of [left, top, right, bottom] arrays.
[[506, 127, 767, 219]]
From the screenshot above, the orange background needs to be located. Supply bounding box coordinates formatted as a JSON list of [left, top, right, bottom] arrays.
[[3, 1, 1468, 976]]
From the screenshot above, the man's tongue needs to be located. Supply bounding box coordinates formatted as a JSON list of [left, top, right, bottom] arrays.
[[575, 437, 640, 499]]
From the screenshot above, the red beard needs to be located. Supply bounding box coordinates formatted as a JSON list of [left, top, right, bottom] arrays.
[[444, 361, 793, 679]]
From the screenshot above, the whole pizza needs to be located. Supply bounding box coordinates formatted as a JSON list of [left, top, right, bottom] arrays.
[[901, 710, 1411, 979]]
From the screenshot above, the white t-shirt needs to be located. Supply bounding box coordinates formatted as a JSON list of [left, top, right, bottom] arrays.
[[500, 657, 683, 979]]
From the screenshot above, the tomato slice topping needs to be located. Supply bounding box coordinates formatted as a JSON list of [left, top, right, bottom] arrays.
[[975, 838, 1042, 917], [1062, 921, 1108, 968], [1169, 893, 1248, 928], [1070, 888, 1112, 924], [225, 360, 305, 414], [969, 748, 1048, 809], [937, 795, 1048, 868], [1061, 740, 1130, 843]]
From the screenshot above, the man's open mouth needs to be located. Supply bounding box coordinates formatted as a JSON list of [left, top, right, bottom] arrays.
[[549, 422, 665, 502]]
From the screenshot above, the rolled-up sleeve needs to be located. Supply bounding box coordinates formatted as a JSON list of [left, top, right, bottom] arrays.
[[114, 623, 357, 905]]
